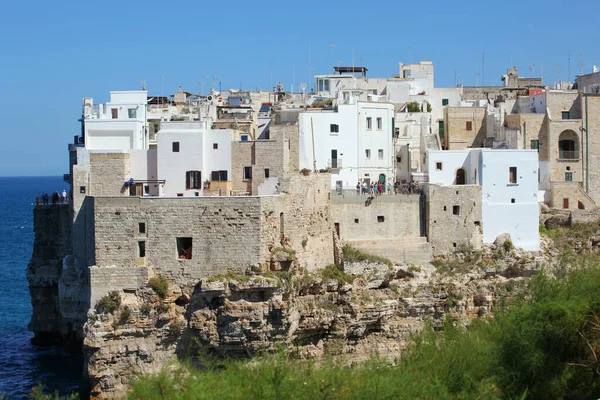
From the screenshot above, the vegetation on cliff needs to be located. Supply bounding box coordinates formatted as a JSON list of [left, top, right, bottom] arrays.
[[129, 265, 600, 399]]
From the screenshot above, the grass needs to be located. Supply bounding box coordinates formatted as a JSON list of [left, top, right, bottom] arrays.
[[206, 271, 250, 283], [271, 246, 297, 261], [128, 266, 600, 400], [148, 276, 169, 299], [342, 245, 392, 267]]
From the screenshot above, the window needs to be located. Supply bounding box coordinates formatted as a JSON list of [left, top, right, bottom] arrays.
[[243, 166, 252, 180], [111, 108, 118, 119], [354, 218, 359, 223], [509, 167, 517, 184], [558, 130, 579, 160], [213, 143, 218, 149], [186, 171, 201, 189], [377, 216, 385, 223], [531, 140, 539, 150], [172, 142, 180, 152], [366, 117, 372, 130], [138, 222, 146, 234], [211, 170, 228, 181], [453, 205, 460, 215], [264, 169, 270, 178], [511, 198, 516, 204], [561, 111, 570, 120], [330, 124, 339, 133], [376, 117, 382, 130], [466, 121, 473, 131], [563, 198, 569, 209], [442, 98, 449, 106], [128, 108, 137, 119], [79, 186, 86, 194], [365, 149, 371, 159], [436, 162, 443, 171], [241, 135, 248, 141], [378, 149, 384, 159], [396, 156, 402, 163], [565, 172, 573, 181], [138, 241, 146, 258], [176, 237, 193, 259], [438, 120, 445, 137]]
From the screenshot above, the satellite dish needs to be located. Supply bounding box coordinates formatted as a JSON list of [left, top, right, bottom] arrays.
[[207, 95, 213, 101]]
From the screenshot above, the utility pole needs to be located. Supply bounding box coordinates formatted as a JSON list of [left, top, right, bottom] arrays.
[[568, 49, 571, 82], [482, 52, 485, 87]]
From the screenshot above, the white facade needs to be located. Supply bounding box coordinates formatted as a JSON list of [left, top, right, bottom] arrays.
[[427, 149, 540, 251], [156, 122, 233, 197], [298, 97, 395, 189], [84, 91, 148, 151]]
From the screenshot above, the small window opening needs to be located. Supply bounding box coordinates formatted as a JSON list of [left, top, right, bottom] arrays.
[[172, 142, 180, 152], [474, 221, 481, 226], [138, 222, 146, 234], [511, 198, 515, 204], [377, 216, 385, 223], [177, 237, 193, 259], [396, 156, 402, 163], [330, 124, 339, 133], [264, 169, 270, 178], [509, 167, 517, 184], [453, 242, 457, 248], [80, 186, 86, 194], [466, 121, 473, 131], [443, 206, 447, 211], [436, 162, 443, 171], [354, 218, 359, 223], [213, 143, 218, 149], [138, 241, 146, 257], [176, 193, 183, 197], [453, 205, 460, 215]]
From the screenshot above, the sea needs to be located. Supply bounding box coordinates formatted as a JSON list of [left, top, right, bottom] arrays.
[[0, 176, 82, 399]]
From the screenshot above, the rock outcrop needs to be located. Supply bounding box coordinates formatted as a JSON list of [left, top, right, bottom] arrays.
[[83, 242, 548, 398]]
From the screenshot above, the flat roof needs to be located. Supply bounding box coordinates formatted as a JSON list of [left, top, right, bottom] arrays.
[[334, 66, 368, 74]]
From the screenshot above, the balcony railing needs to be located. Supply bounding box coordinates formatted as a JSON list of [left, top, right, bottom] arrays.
[[558, 150, 579, 161], [328, 158, 342, 169]]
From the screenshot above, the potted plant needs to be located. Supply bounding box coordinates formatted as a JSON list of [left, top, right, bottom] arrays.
[[203, 180, 211, 189]]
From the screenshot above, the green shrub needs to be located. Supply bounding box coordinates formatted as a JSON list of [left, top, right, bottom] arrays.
[[119, 306, 131, 324], [140, 303, 152, 316], [342, 245, 392, 267], [320, 264, 354, 285], [96, 291, 121, 314], [148, 276, 169, 299]]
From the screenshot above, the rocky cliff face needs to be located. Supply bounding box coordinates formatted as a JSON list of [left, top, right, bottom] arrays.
[[83, 242, 547, 399]]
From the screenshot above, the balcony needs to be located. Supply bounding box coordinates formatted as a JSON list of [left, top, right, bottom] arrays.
[[328, 158, 343, 169], [558, 150, 580, 161]]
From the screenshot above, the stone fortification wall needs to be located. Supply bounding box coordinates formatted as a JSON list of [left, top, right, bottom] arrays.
[[89, 265, 150, 305], [426, 184, 482, 256], [330, 194, 430, 264], [27, 204, 73, 345], [583, 95, 600, 205], [271, 125, 299, 172], [91, 196, 264, 286], [261, 173, 334, 271]]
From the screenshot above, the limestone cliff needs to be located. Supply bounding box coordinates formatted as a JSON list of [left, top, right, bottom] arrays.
[[83, 243, 547, 399]]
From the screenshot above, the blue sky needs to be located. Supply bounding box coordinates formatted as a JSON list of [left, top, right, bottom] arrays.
[[1, 0, 597, 176]]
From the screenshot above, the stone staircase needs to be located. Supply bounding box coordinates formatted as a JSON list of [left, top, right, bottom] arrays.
[[258, 177, 280, 196], [347, 236, 431, 265]]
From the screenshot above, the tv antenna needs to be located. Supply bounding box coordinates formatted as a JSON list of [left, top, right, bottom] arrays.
[[580, 52, 585, 76], [141, 80, 146, 90], [300, 82, 307, 100]]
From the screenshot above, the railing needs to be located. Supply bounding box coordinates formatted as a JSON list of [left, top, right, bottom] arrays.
[[558, 150, 579, 161], [328, 158, 343, 169]]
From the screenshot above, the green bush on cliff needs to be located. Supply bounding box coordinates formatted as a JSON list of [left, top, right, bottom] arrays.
[[320, 264, 354, 285], [147, 276, 169, 299], [342, 244, 392, 267], [96, 291, 121, 314], [129, 266, 600, 399]]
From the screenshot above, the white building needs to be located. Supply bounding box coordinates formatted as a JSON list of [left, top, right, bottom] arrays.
[[426, 149, 540, 251], [156, 121, 233, 197], [298, 89, 395, 190], [83, 91, 148, 151]]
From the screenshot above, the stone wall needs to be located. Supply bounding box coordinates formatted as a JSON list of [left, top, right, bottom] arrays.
[[549, 181, 596, 210], [546, 90, 581, 120], [426, 184, 483, 256], [444, 107, 486, 149], [89, 265, 150, 305], [330, 193, 430, 264], [231, 138, 289, 195], [261, 173, 334, 271], [504, 113, 546, 152], [91, 196, 264, 286], [583, 95, 600, 204], [271, 125, 299, 172], [89, 153, 131, 197]]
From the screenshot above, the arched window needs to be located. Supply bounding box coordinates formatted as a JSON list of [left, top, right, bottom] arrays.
[[578, 201, 585, 210], [558, 130, 579, 160], [456, 168, 466, 185]]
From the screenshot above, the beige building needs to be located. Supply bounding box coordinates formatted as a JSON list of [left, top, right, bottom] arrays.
[[443, 106, 486, 149]]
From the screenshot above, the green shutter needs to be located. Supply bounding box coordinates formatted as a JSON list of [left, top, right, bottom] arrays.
[[439, 121, 445, 137]]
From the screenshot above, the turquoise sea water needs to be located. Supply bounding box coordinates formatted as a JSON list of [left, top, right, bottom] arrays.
[[0, 176, 81, 399]]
